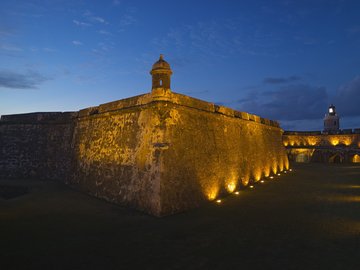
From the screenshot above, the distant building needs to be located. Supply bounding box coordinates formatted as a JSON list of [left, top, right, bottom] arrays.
[[283, 105, 360, 163], [323, 104, 339, 132]]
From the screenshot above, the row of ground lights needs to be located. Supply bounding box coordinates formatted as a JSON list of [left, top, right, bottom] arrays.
[[215, 168, 293, 204]]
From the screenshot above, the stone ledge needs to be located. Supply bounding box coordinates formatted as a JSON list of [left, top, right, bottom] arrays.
[[75, 91, 280, 129]]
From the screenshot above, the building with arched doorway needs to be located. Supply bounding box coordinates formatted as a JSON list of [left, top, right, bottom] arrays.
[[283, 105, 360, 164]]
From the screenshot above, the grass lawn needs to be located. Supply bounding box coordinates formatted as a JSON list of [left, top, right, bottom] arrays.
[[1, 163, 360, 269]]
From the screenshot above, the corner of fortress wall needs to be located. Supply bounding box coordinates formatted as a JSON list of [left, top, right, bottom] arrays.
[[0, 91, 288, 216], [67, 90, 288, 216]]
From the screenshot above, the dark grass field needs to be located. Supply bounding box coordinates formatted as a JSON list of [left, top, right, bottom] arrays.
[[1, 163, 360, 270]]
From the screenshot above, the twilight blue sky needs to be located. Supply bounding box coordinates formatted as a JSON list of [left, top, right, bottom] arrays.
[[1, 0, 360, 130]]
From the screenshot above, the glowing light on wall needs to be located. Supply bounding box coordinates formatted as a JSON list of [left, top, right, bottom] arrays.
[[353, 154, 360, 163], [253, 169, 262, 182], [207, 187, 219, 200], [226, 182, 236, 193], [344, 138, 352, 146], [284, 158, 290, 170], [279, 161, 284, 171], [240, 176, 250, 187], [263, 166, 271, 177], [330, 138, 339, 146], [307, 137, 318, 146], [271, 164, 278, 174]]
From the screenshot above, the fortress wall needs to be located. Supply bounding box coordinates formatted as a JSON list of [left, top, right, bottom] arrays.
[[0, 112, 75, 180], [68, 94, 165, 215], [154, 96, 288, 216], [65, 91, 288, 216], [0, 92, 288, 216]]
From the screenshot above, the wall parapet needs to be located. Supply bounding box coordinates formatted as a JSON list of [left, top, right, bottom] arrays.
[[74, 91, 280, 129], [0, 112, 77, 124]]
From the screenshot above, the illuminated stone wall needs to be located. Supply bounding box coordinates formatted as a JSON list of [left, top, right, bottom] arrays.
[[0, 92, 288, 216], [68, 94, 164, 215], [67, 91, 288, 216], [283, 133, 360, 148], [283, 132, 360, 163]]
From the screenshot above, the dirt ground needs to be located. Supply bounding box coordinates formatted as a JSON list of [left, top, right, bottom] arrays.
[[1, 163, 360, 270]]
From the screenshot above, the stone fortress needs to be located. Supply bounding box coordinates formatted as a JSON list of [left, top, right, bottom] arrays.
[[1, 55, 290, 216], [283, 104, 360, 163]]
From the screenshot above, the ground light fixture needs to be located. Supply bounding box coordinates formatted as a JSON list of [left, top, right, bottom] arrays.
[[234, 191, 240, 195], [260, 180, 265, 183], [270, 176, 274, 179], [249, 185, 254, 189], [216, 199, 222, 204]]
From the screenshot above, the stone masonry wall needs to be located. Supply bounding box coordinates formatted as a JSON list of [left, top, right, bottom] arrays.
[[283, 132, 360, 163], [0, 92, 288, 216], [0, 112, 75, 180], [65, 92, 288, 216], [67, 96, 165, 216], [157, 99, 288, 215], [283, 133, 360, 148]]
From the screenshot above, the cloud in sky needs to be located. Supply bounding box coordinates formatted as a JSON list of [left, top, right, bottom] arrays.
[[263, 76, 302, 84], [83, 10, 109, 25], [152, 21, 232, 58], [120, 14, 136, 27], [93, 17, 107, 24], [0, 70, 50, 89], [73, 20, 91, 27], [152, 18, 291, 60], [237, 84, 328, 121], [335, 75, 360, 117], [72, 40, 82, 46], [0, 44, 23, 52], [97, 30, 111, 35]]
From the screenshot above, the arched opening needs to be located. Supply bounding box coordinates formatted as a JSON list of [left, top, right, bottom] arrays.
[[159, 79, 163, 86]]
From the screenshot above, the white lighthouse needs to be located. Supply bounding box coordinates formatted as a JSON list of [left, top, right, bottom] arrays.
[[323, 104, 340, 132]]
